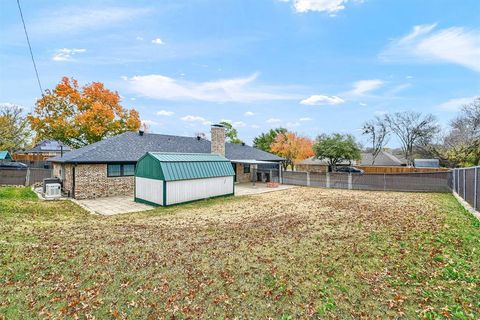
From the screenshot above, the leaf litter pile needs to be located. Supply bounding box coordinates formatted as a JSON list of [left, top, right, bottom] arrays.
[[1, 187, 479, 319]]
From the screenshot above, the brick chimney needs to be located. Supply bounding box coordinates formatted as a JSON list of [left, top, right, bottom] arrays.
[[211, 124, 225, 156]]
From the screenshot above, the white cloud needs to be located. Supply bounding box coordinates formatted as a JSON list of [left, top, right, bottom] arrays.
[[136, 36, 144, 41], [181, 115, 212, 125], [286, 121, 300, 128], [221, 119, 247, 128], [233, 121, 247, 128], [141, 119, 158, 126], [381, 23, 480, 72], [33, 7, 151, 35], [374, 110, 388, 116], [299, 117, 313, 121], [52, 48, 86, 61], [359, 102, 367, 106], [437, 96, 477, 112], [300, 95, 345, 105], [156, 110, 174, 116], [291, 0, 353, 14], [251, 124, 260, 129], [151, 38, 164, 45], [244, 111, 255, 116], [266, 118, 282, 123], [350, 79, 384, 95], [126, 73, 295, 103]]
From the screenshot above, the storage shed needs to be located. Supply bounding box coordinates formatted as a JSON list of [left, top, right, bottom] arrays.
[[134, 152, 235, 206]]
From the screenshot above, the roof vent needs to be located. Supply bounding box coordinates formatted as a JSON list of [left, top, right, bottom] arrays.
[[139, 130, 144, 136], [196, 136, 201, 141], [241, 142, 245, 146]]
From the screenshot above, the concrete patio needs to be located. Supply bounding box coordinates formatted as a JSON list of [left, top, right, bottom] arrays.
[[74, 196, 154, 215], [72, 183, 296, 215], [234, 182, 296, 196]]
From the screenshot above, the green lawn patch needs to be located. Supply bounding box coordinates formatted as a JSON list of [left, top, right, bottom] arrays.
[[1, 188, 479, 319]]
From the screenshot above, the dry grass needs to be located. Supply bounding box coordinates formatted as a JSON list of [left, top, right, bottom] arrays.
[[1, 187, 479, 319]]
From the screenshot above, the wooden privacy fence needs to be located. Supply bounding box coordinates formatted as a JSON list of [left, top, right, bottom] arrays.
[[282, 171, 451, 193], [355, 165, 450, 174], [453, 166, 479, 211], [0, 168, 52, 186]]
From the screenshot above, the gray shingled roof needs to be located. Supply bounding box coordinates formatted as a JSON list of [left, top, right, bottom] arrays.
[[359, 151, 406, 166], [24, 140, 71, 153], [50, 131, 283, 163]]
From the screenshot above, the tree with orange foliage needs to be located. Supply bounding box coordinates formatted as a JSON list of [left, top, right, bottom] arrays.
[[270, 131, 314, 170], [28, 77, 141, 148]]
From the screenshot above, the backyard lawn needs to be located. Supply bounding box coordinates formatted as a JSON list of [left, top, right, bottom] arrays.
[[1, 186, 479, 319]]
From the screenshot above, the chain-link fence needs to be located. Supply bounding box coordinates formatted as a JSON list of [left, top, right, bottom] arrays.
[[281, 171, 452, 193], [452, 166, 479, 211]]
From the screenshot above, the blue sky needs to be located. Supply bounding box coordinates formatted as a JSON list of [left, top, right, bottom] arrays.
[[1, 0, 479, 146]]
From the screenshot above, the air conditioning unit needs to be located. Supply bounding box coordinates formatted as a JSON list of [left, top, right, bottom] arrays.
[[45, 183, 61, 199]]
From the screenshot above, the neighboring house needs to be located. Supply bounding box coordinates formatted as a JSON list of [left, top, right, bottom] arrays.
[[50, 125, 283, 199], [414, 159, 440, 168], [359, 151, 407, 167], [296, 151, 406, 173], [0, 151, 13, 162], [296, 157, 353, 173], [14, 140, 71, 168]]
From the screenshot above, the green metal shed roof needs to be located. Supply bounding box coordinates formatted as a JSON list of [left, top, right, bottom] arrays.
[[0, 151, 12, 160], [136, 152, 235, 181]]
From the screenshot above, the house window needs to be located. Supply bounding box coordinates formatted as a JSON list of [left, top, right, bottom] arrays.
[[123, 164, 135, 176], [243, 164, 250, 174], [107, 163, 135, 177]]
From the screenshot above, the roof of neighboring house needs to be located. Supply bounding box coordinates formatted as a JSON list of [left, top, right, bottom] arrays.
[[136, 152, 235, 181], [297, 157, 353, 166], [23, 140, 71, 153], [0, 151, 12, 160], [50, 131, 283, 163], [414, 159, 440, 168], [359, 151, 406, 166]]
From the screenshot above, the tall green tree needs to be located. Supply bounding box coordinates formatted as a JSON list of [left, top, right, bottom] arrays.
[[253, 127, 287, 152], [313, 133, 361, 170], [219, 121, 243, 144], [0, 103, 31, 152]]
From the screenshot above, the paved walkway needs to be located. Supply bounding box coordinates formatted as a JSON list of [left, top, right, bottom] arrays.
[[73, 183, 296, 215], [234, 182, 296, 196], [75, 196, 154, 215]]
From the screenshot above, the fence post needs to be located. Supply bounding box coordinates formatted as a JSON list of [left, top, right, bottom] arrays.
[[25, 168, 30, 186], [326, 172, 330, 188], [452, 168, 456, 193], [463, 168, 466, 200], [348, 173, 352, 190], [475, 167, 478, 210], [383, 173, 386, 192], [279, 163, 283, 184], [306, 172, 311, 187]]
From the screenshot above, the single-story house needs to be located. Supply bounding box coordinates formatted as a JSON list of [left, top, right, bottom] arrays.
[[50, 125, 283, 199], [14, 140, 71, 168], [0, 151, 13, 162], [296, 157, 354, 173]]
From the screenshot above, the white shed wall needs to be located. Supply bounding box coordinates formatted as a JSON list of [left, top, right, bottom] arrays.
[[135, 176, 163, 205], [166, 176, 234, 205]]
